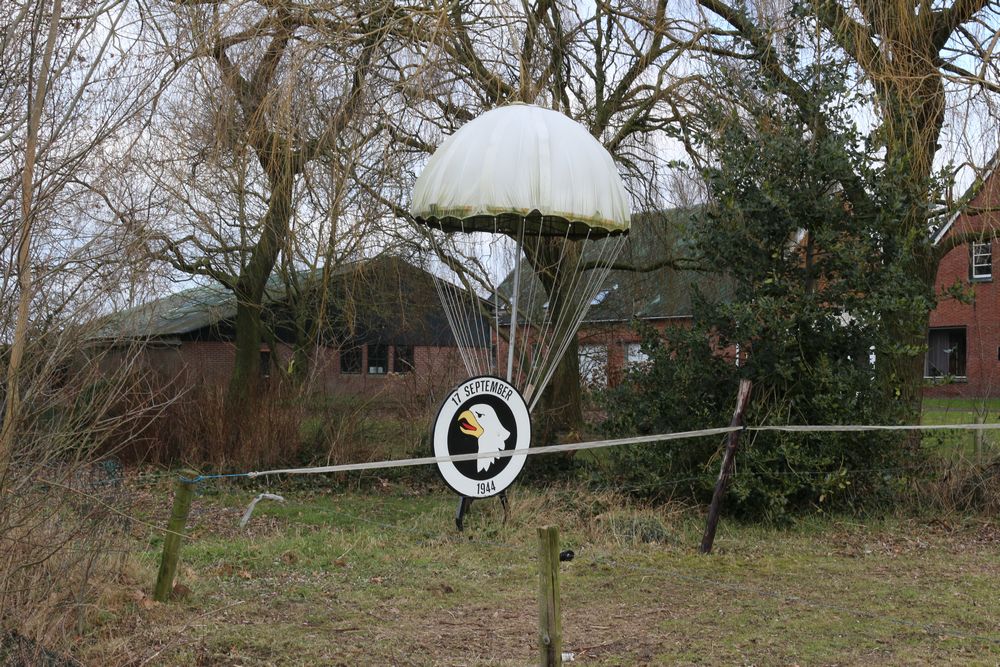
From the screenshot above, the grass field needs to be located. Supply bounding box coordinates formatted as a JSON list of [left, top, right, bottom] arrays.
[[83, 478, 1000, 666], [921, 397, 1000, 461]]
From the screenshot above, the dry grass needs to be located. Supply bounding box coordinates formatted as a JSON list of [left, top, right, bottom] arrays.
[[118, 382, 306, 469], [48, 478, 1000, 666], [1, 468, 140, 662]]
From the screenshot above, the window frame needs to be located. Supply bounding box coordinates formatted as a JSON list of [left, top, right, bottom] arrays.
[[578, 343, 608, 389], [924, 327, 967, 380], [623, 342, 649, 368], [970, 240, 992, 281], [339, 346, 363, 374], [367, 344, 388, 375]]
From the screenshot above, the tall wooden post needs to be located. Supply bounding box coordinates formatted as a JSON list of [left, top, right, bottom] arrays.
[[537, 525, 562, 667], [700, 380, 752, 555], [974, 409, 986, 465], [153, 470, 198, 602]]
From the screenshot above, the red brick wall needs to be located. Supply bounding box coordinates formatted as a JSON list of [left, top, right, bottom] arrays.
[[95, 341, 236, 388], [927, 175, 1000, 398], [320, 344, 467, 404], [491, 318, 695, 391], [122, 340, 469, 407]]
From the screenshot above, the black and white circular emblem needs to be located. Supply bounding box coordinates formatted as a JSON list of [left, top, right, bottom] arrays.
[[433, 375, 531, 498]]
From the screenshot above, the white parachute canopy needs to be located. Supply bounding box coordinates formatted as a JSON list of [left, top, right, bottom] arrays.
[[412, 104, 630, 236], [410, 104, 632, 411]]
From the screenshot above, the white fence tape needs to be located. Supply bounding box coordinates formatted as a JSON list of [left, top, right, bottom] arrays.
[[246, 426, 741, 479], [239, 421, 1000, 480]]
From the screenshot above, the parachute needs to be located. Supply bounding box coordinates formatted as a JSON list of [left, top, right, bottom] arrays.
[[411, 103, 631, 413]]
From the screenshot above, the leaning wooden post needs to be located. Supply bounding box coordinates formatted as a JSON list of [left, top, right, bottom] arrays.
[[537, 525, 562, 667], [153, 470, 199, 602], [700, 380, 752, 555]]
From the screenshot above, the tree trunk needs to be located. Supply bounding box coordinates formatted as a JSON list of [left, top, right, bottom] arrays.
[[873, 28, 945, 433], [536, 336, 585, 442], [521, 236, 586, 440], [225, 165, 295, 412], [880, 253, 938, 443], [228, 295, 263, 407], [0, 0, 62, 473]]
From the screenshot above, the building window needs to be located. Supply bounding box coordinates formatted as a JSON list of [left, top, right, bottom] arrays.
[[624, 342, 649, 368], [367, 344, 388, 375], [578, 344, 608, 389], [925, 328, 967, 378], [260, 350, 271, 379], [340, 347, 362, 374], [393, 345, 415, 373], [971, 241, 992, 280]]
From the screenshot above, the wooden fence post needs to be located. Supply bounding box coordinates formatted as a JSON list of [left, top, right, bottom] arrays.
[[537, 525, 562, 667], [153, 470, 198, 602], [700, 380, 752, 555], [974, 409, 986, 465]]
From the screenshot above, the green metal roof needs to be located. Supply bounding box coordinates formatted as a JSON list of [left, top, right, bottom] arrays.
[[94, 283, 237, 339], [94, 257, 484, 347]]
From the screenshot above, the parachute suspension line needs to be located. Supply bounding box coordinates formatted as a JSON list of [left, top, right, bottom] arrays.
[[559, 233, 626, 395], [515, 222, 551, 391], [528, 232, 590, 410], [453, 220, 484, 375], [425, 217, 626, 406], [458, 224, 494, 376], [521, 223, 574, 403], [557, 233, 627, 385], [506, 222, 526, 383], [528, 232, 627, 413], [433, 262, 476, 378], [493, 268, 502, 375], [468, 225, 498, 376], [430, 227, 483, 378], [525, 226, 596, 404], [473, 227, 493, 375]]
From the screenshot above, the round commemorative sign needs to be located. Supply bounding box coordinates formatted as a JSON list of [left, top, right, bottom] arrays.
[[433, 375, 531, 498]]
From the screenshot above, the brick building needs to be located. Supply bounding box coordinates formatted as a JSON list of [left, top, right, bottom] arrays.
[[495, 211, 733, 389], [571, 195, 1000, 398], [926, 164, 1000, 398], [94, 257, 477, 401]]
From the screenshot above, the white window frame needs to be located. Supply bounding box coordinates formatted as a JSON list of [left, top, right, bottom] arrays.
[[624, 342, 649, 368], [971, 241, 992, 280]]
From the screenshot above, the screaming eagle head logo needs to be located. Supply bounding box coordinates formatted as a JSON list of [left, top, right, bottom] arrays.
[[457, 404, 510, 472], [433, 375, 531, 498]]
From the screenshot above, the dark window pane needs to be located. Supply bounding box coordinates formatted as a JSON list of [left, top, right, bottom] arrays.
[[925, 328, 966, 377], [368, 344, 388, 375], [393, 345, 414, 373], [340, 347, 362, 374]]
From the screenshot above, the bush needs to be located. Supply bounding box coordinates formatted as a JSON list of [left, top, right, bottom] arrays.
[[1, 343, 149, 660], [594, 59, 933, 520], [910, 453, 1000, 515], [111, 380, 305, 470], [599, 324, 918, 521]]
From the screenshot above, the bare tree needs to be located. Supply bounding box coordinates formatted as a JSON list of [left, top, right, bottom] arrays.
[[0, 0, 180, 654], [0, 0, 175, 468], [364, 0, 696, 435], [137, 0, 399, 411]]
